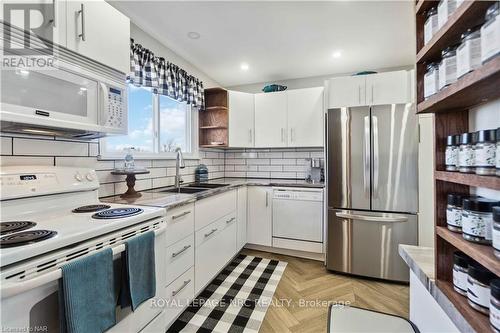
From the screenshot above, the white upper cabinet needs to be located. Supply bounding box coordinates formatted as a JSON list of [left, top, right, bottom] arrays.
[[66, 0, 130, 73], [254, 91, 288, 148], [327, 76, 366, 108], [228, 91, 255, 148], [287, 87, 324, 147], [365, 70, 412, 105]]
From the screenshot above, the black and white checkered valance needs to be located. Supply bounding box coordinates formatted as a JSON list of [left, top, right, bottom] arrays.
[[128, 38, 205, 108]]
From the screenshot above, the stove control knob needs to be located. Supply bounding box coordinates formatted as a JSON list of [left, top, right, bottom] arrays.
[[86, 173, 95, 181], [74, 172, 83, 182]]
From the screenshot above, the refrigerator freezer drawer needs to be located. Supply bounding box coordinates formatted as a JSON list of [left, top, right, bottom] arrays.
[[327, 209, 417, 282]]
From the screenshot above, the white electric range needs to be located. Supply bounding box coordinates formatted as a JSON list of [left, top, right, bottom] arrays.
[[0, 166, 167, 333]]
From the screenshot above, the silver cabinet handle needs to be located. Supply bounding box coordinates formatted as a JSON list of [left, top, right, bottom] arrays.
[[49, 0, 56, 26], [172, 211, 191, 220], [248, 129, 252, 143], [372, 115, 379, 198], [265, 191, 269, 207], [172, 245, 191, 258], [78, 3, 86, 41], [371, 85, 374, 104], [204, 228, 217, 238], [358, 85, 361, 104], [171, 279, 191, 297], [290, 128, 295, 143], [335, 212, 408, 223], [281, 128, 284, 143], [226, 217, 236, 224], [363, 116, 370, 197]]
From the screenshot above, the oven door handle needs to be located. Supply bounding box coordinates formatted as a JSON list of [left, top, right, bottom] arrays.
[[1, 227, 166, 299]]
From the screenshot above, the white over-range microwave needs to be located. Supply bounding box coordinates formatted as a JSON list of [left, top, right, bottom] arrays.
[[1, 27, 127, 139]]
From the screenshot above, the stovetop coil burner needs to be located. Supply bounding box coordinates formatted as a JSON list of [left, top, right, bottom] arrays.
[[0, 230, 57, 248], [92, 207, 143, 219], [72, 204, 111, 213], [0, 221, 37, 235]]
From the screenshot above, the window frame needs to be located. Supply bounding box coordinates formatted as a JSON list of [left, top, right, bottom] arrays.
[[99, 87, 199, 160]]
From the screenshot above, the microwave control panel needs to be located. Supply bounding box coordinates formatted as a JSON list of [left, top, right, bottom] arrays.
[[104, 86, 125, 129]]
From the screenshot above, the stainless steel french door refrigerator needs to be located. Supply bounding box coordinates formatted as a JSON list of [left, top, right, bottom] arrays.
[[326, 104, 418, 282]]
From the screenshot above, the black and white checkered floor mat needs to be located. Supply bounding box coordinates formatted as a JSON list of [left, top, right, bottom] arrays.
[[167, 254, 287, 333]]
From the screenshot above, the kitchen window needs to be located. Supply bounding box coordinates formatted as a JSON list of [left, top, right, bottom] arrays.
[[101, 84, 197, 159]]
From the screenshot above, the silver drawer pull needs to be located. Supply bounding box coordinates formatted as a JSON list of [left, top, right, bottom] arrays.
[[226, 217, 236, 224], [171, 211, 191, 220], [172, 245, 191, 258], [204, 228, 218, 238], [171, 279, 191, 297]]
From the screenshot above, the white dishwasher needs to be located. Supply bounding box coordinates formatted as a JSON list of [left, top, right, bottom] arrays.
[[272, 187, 324, 253]]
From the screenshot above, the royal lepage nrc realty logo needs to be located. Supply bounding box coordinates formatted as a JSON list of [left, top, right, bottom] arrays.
[[2, 1, 58, 70]]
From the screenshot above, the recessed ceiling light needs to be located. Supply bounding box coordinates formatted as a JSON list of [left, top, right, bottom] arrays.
[[332, 51, 342, 59], [240, 63, 249, 71], [187, 31, 200, 39]]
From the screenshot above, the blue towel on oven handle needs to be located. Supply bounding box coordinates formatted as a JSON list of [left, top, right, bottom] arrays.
[[59, 248, 116, 333], [120, 231, 156, 311]]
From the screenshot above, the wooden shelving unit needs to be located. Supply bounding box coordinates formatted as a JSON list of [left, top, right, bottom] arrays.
[[199, 88, 229, 148], [415, 1, 500, 332]]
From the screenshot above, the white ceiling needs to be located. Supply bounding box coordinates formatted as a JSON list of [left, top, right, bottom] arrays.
[[112, 1, 416, 87]]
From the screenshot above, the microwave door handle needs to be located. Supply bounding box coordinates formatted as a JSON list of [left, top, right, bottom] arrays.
[[1, 227, 165, 298], [99, 82, 108, 126], [335, 212, 407, 223]]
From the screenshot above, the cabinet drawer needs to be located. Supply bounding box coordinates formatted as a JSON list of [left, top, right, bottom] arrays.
[[195, 190, 236, 230], [165, 203, 194, 247], [195, 212, 236, 248], [140, 311, 167, 333], [165, 267, 195, 328], [165, 235, 194, 286]]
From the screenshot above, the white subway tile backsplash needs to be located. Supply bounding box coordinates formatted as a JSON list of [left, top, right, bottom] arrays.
[[271, 159, 295, 165], [246, 158, 270, 165], [257, 152, 283, 158], [283, 151, 310, 158], [0, 155, 54, 166], [152, 176, 174, 188], [225, 171, 246, 178], [258, 165, 283, 172], [225, 159, 246, 165], [1, 137, 12, 155], [56, 157, 114, 170], [247, 171, 270, 178], [89, 143, 99, 156], [283, 165, 307, 172], [98, 183, 115, 197], [271, 172, 297, 179], [14, 138, 88, 156]]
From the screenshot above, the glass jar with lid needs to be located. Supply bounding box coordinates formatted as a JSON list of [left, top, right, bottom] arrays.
[[467, 262, 496, 314], [439, 45, 458, 90], [453, 251, 471, 296], [447, 193, 465, 232], [462, 197, 500, 244], [491, 280, 500, 332], [458, 132, 475, 173], [493, 207, 500, 260], [424, 63, 440, 99], [446, 135, 459, 171], [457, 26, 482, 78], [481, 2, 500, 63], [475, 129, 497, 176], [438, 0, 457, 29], [424, 7, 439, 45]]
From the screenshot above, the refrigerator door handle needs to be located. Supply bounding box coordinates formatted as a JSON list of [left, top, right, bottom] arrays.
[[335, 212, 408, 223], [372, 115, 380, 198], [363, 116, 370, 197]]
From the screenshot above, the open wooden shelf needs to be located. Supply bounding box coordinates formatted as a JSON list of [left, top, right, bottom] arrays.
[[417, 56, 500, 113], [203, 106, 228, 111], [416, 0, 439, 16], [416, 1, 492, 63], [435, 280, 491, 333], [199, 125, 228, 130], [199, 144, 227, 148], [199, 88, 229, 148], [437, 226, 500, 276], [435, 171, 500, 190]]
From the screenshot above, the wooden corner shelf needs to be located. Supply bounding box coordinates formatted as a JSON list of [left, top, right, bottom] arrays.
[[437, 226, 500, 276], [199, 144, 227, 148], [435, 171, 500, 190], [199, 125, 228, 130], [203, 106, 228, 111], [435, 280, 491, 333], [199, 88, 229, 148], [416, 1, 493, 63], [416, 0, 439, 16], [417, 56, 500, 113]]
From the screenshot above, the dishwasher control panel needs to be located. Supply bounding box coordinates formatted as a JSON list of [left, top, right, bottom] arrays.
[[273, 189, 323, 201]]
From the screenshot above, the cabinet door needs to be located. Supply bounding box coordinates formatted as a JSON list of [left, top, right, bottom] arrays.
[[287, 87, 324, 147], [366, 70, 412, 105], [327, 76, 366, 108], [254, 92, 287, 147], [228, 91, 255, 147], [66, 0, 130, 73], [247, 186, 272, 246], [237, 186, 248, 250]]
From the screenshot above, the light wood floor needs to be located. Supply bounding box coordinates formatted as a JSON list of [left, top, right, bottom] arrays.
[[241, 249, 409, 333]]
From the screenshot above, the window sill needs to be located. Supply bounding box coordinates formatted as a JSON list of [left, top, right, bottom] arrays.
[[98, 153, 200, 161]]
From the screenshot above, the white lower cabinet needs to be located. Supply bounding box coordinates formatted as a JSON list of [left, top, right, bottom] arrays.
[[164, 267, 195, 327], [237, 186, 248, 250], [247, 186, 272, 246], [165, 203, 194, 247], [165, 235, 195, 286], [140, 312, 167, 333]]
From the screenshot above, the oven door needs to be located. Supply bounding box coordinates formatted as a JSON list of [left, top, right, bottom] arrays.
[[1, 65, 99, 130], [0, 228, 166, 333]]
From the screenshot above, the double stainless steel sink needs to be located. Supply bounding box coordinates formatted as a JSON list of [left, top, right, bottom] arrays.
[[159, 183, 229, 194]]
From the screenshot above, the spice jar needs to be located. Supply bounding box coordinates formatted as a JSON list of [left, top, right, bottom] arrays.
[[475, 129, 497, 176], [446, 135, 459, 171], [457, 27, 482, 78], [467, 262, 496, 314], [424, 63, 440, 99], [496, 128, 500, 177], [439, 46, 458, 90], [494, 207, 500, 260], [491, 280, 500, 333], [458, 132, 475, 173], [447, 193, 465, 232], [424, 7, 439, 45], [438, 0, 457, 29], [462, 197, 500, 244], [453, 251, 471, 296], [481, 2, 500, 63]]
